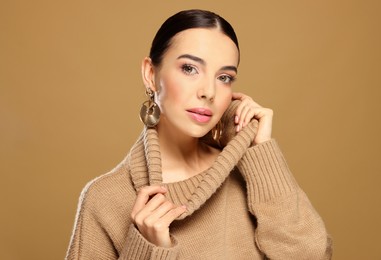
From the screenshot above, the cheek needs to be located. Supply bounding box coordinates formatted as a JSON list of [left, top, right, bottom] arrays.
[[157, 75, 183, 107], [217, 88, 233, 112]]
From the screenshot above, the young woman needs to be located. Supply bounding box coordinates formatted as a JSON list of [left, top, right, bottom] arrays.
[[66, 9, 332, 259]]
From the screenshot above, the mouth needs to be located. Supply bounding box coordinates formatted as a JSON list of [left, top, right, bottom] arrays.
[[186, 108, 213, 123]]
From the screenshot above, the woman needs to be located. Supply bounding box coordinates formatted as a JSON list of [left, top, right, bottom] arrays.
[[66, 9, 332, 259]]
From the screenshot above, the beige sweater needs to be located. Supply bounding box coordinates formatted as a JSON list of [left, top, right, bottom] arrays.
[[66, 102, 332, 260]]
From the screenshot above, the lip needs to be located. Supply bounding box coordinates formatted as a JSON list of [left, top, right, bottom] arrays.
[[186, 108, 213, 123]]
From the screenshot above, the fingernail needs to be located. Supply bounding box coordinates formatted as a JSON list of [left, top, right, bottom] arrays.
[[236, 125, 240, 132], [235, 115, 239, 123]]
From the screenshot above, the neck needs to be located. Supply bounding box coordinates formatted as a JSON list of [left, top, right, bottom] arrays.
[[156, 123, 218, 183], [157, 123, 201, 163]]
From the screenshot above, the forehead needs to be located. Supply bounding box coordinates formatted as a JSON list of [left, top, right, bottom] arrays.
[[165, 28, 239, 66]]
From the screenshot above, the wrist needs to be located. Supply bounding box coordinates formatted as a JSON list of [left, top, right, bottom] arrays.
[[252, 136, 272, 146]]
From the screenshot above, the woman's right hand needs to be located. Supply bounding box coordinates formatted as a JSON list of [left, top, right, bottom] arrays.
[[130, 186, 187, 248]]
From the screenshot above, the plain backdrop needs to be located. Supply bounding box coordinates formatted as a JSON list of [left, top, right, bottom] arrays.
[[1, 1, 380, 259]]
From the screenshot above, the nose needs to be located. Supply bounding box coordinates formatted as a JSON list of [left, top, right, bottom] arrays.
[[197, 79, 215, 102]]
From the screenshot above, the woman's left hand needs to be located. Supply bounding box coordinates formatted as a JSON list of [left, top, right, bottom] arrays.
[[232, 92, 273, 145]]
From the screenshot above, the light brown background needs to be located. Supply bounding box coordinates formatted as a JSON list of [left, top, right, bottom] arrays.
[[1, 0, 380, 259]]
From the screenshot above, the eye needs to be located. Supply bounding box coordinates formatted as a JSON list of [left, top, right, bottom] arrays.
[[181, 64, 198, 75], [218, 74, 236, 84]]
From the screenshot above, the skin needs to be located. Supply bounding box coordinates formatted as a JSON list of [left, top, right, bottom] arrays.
[[132, 28, 273, 248]]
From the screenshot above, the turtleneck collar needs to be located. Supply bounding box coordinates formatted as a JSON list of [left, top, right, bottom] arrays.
[[127, 101, 258, 219]]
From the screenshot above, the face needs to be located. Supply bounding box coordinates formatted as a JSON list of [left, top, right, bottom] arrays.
[[144, 28, 239, 138]]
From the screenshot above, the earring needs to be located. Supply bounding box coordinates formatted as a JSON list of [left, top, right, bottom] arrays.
[[211, 121, 223, 147], [139, 88, 161, 127]]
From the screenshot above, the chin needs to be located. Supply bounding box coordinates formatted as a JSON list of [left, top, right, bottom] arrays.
[[187, 127, 212, 139]]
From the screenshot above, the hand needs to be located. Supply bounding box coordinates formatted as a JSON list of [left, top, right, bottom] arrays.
[[130, 186, 187, 248], [232, 92, 273, 145]]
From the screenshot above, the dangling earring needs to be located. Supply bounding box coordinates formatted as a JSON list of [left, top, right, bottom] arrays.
[[139, 88, 161, 127], [211, 121, 223, 147]]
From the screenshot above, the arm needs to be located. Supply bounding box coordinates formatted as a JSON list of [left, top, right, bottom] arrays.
[[66, 181, 181, 260], [237, 140, 332, 259], [232, 92, 332, 259], [120, 224, 180, 260], [65, 182, 118, 260]]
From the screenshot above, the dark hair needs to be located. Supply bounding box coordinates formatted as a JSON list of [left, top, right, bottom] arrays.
[[149, 9, 239, 66]]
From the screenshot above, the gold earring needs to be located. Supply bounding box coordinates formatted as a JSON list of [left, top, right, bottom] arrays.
[[139, 88, 161, 127], [211, 121, 223, 147]]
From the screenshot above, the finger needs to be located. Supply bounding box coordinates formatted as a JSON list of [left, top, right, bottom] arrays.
[[252, 107, 272, 121], [151, 201, 176, 219], [158, 205, 187, 227], [235, 100, 252, 124], [253, 108, 273, 144], [244, 110, 255, 127], [236, 105, 247, 130], [144, 193, 168, 211], [133, 193, 169, 227], [239, 105, 255, 127], [143, 201, 176, 227], [234, 98, 258, 123], [139, 204, 186, 239], [131, 186, 167, 218], [232, 92, 244, 100], [238, 103, 262, 129], [232, 92, 249, 117]]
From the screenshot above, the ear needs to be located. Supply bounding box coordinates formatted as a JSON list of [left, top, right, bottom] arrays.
[[141, 57, 158, 92]]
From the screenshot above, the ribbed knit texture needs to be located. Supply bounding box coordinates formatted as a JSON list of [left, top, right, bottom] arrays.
[[66, 100, 332, 259], [238, 140, 297, 204], [127, 100, 258, 219]]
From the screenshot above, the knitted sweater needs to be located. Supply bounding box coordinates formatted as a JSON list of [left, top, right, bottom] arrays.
[[66, 102, 332, 260]]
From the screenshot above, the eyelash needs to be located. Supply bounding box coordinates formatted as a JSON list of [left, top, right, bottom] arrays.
[[218, 74, 236, 84], [181, 64, 198, 75], [181, 63, 236, 84]]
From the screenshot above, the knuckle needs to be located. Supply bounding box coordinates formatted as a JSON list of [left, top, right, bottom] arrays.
[[153, 222, 164, 231], [163, 201, 173, 208], [143, 218, 153, 228], [153, 193, 166, 202], [134, 211, 142, 221], [156, 193, 165, 199], [138, 187, 149, 196], [134, 216, 144, 227]]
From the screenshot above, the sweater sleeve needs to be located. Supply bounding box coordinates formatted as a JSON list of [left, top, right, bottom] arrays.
[[237, 139, 333, 260], [119, 224, 179, 260], [66, 182, 180, 260], [65, 183, 119, 260]]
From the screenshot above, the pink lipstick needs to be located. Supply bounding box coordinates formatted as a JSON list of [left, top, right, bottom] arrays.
[[186, 108, 212, 123]]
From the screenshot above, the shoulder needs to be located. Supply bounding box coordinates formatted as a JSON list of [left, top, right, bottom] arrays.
[[78, 157, 137, 212]]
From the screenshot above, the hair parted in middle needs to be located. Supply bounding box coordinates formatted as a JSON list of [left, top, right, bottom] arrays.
[[149, 9, 240, 67]]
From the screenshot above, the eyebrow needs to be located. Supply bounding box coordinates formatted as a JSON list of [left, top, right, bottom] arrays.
[[221, 65, 237, 73], [177, 54, 237, 73]]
